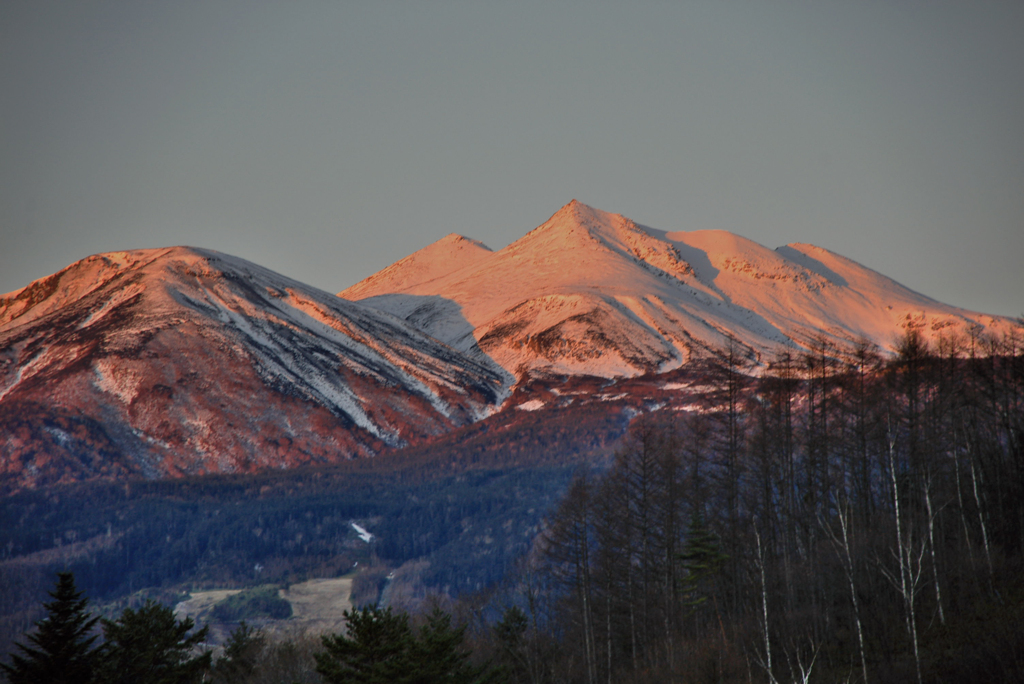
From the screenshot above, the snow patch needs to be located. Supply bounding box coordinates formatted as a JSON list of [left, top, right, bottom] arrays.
[[77, 283, 145, 329], [93, 359, 144, 405], [598, 393, 628, 402], [43, 426, 72, 447], [351, 523, 374, 543], [1, 345, 87, 402], [516, 399, 546, 411]]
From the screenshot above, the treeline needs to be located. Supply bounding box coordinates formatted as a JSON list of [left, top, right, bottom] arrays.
[[0, 374, 635, 661], [3, 572, 211, 684], [490, 328, 1024, 683], [4, 572, 500, 684], [0, 465, 576, 659], [0, 387, 629, 595]]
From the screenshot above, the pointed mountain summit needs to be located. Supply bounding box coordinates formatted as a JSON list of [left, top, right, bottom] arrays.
[[343, 201, 1016, 379], [342, 233, 492, 301], [0, 247, 506, 491], [3, 202, 1016, 492]]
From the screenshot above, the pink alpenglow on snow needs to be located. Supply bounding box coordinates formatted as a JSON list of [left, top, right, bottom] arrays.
[[342, 200, 1017, 379], [1, 201, 1017, 492], [0, 247, 506, 491]]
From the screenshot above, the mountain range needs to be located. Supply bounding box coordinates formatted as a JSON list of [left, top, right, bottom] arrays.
[[343, 200, 1012, 377], [1, 200, 1016, 491]]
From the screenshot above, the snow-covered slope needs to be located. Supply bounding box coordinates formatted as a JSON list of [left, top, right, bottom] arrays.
[[342, 200, 1016, 379], [3, 202, 1015, 491], [342, 233, 493, 301], [0, 247, 506, 490]]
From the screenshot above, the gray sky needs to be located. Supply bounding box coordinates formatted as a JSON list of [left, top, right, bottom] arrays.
[[2, 1, 1022, 318]]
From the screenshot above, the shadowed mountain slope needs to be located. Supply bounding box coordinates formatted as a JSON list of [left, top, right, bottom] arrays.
[[0, 247, 506, 491]]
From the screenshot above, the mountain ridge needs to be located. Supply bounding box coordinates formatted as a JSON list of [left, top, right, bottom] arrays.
[[0, 246, 506, 491], [343, 200, 1015, 379], [2, 201, 1018, 491]]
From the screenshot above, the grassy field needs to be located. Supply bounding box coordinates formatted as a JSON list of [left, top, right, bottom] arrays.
[[279, 577, 352, 634], [173, 577, 352, 644]]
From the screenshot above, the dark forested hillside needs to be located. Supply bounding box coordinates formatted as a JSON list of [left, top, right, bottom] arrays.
[[0, 393, 635, 659], [501, 329, 1024, 683]]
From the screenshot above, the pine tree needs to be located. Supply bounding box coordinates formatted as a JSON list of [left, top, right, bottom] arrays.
[[408, 606, 499, 684], [211, 621, 264, 683], [1, 572, 100, 684], [315, 605, 414, 684], [494, 606, 529, 682], [98, 600, 211, 684], [317, 605, 499, 684]]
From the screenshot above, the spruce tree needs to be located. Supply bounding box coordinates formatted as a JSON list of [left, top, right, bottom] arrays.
[[679, 512, 727, 614], [98, 600, 211, 684], [493, 606, 528, 677], [1, 572, 100, 684]]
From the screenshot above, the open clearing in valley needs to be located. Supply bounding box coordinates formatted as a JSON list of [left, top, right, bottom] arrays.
[[173, 589, 242, 622], [174, 577, 352, 640], [279, 577, 352, 635]]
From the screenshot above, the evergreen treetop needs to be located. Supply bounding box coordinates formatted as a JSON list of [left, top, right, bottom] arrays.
[[0, 572, 100, 684], [409, 606, 499, 684], [316, 605, 414, 684], [98, 600, 211, 684], [316, 604, 501, 684]]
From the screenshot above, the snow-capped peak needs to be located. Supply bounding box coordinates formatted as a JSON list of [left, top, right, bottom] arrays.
[[0, 245, 508, 490], [344, 201, 1019, 380], [341, 234, 492, 302]]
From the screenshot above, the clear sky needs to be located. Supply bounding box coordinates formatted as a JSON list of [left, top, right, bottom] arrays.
[[2, 2, 1022, 318]]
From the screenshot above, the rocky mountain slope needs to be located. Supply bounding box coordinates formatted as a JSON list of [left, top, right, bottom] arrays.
[[343, 200, 1016, 379], [0, 247, 506, 491], [2, 201, 1017, 491]]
